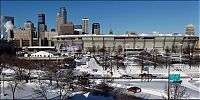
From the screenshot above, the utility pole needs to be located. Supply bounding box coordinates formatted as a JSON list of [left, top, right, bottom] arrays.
[[166, 51, 170, 100]]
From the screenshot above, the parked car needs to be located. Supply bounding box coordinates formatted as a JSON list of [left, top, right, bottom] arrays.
[[120, 75, 134, 79], [127, 87, 141, 94]]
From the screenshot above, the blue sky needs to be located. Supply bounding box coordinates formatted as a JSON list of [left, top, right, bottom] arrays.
[[1, 1, 199, 35]]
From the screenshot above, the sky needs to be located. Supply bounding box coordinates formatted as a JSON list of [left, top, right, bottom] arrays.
[[1, 1, 199, 35]]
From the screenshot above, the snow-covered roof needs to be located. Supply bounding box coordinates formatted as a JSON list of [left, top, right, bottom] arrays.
[[30, 51, 54, 57]]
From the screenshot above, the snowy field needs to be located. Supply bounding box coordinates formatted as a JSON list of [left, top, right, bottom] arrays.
[[75, 58, 200, 99], [0, 57, 199, 99]]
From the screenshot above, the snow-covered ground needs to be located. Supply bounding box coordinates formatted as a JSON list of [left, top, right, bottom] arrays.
[[75, 58, 199, 78], [108, 78, 200, 99], [75, 57, 200, 99], [0, 57, 199, 99], [69, 92, 114, 100], [0, 80, 60, 99]]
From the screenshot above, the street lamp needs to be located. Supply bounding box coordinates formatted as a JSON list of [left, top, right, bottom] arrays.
[[165, 51, 171, 99], [2, 73, 5, 96], [198, 53, 200, 68], [179, 43, 183, 70], [189, 43, 193, 69]]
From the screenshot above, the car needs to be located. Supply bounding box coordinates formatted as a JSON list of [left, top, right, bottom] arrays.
[[127, 87, 141, 94], [120, 75, 134, 79]]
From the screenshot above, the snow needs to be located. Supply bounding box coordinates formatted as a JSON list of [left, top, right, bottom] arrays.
[[69, 92, 114, 100], [0, 57, 199, 99], [75, 57, 200, 99], [2, 68, 15, 75], [0, 81, 60, 99]]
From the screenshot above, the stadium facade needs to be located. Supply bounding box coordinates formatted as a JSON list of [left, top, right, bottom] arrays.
[[52, 34, 199, 54]]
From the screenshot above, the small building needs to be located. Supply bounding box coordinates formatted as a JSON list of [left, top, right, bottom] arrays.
[[30, 51, 54, 57]]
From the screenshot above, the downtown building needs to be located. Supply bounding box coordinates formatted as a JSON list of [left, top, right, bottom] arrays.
[[92, 23, 100, 35], [82, 18, 89, 34], [38, 13, 47, 38]]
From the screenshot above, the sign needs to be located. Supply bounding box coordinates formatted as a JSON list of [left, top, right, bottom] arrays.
[[144, 66, 149, 71], [169, 74, 180, 81]]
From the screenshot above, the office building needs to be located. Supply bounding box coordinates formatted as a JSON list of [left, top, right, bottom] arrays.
[[186, 24, 195, 36], [38, 13, 46, 38], [13, 28, 33, 46], [56, 7, 67, 33], [59, 22, 74, 35], [0, 16, 14, 39], [24, 20, 34, 30], [74, 25, 82, 35], [82, 18, 89, 34], [44, 31, 58, 46], [92, 23, 100, 35]]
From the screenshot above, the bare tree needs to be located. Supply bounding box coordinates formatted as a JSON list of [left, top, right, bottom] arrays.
[[97, 45, 100, 54], [56, 79, 73, 99], [45, 61, 57, 86], [32, 83, 48, 100], [7, 79, 24, 100], [54, 68, 74, 99], [164, 83, 190, 99], [117, 45, 123, 55]]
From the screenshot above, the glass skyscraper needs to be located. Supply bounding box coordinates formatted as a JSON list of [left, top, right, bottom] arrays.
[[56, 7, 67, 33], [92, 23, 100, 35], [38, 13, 46, 38]]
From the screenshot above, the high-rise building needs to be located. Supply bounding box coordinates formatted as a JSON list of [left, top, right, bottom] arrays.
[[59, 22, 74, 35], [92, 23, 100, 35], [38, 13, 46, 38], [186, 24, 195, 36], [24, 20, 37, 38], [0, 16, 14, 39], [24, 20, 34, 30], [56, 7, 67, 33], [82, 18, 89, 34], [74, 25, 82, 35]]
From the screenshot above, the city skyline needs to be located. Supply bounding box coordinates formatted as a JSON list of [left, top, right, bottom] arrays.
[[1, 1, 199, 35]]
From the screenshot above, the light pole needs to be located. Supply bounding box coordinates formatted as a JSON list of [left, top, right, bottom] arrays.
[[179, 43, 183, 70], [189, 43, 193, 69], [2, 73, 5, 96], [198, 53, 200, 68], [165, 51, 170, 100]]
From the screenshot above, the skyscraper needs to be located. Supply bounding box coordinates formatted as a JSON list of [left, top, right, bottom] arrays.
[[56, 7, 67, 33], [74, 25, 82, 35], [0, 16, 14, 39], [186, 24, 195, 36], [92, 23, 100, 35], [59, 22, 74, 35], [82, 18, 89, 34], [38, 13, 46, 38], [24, 20, 34, 30]]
